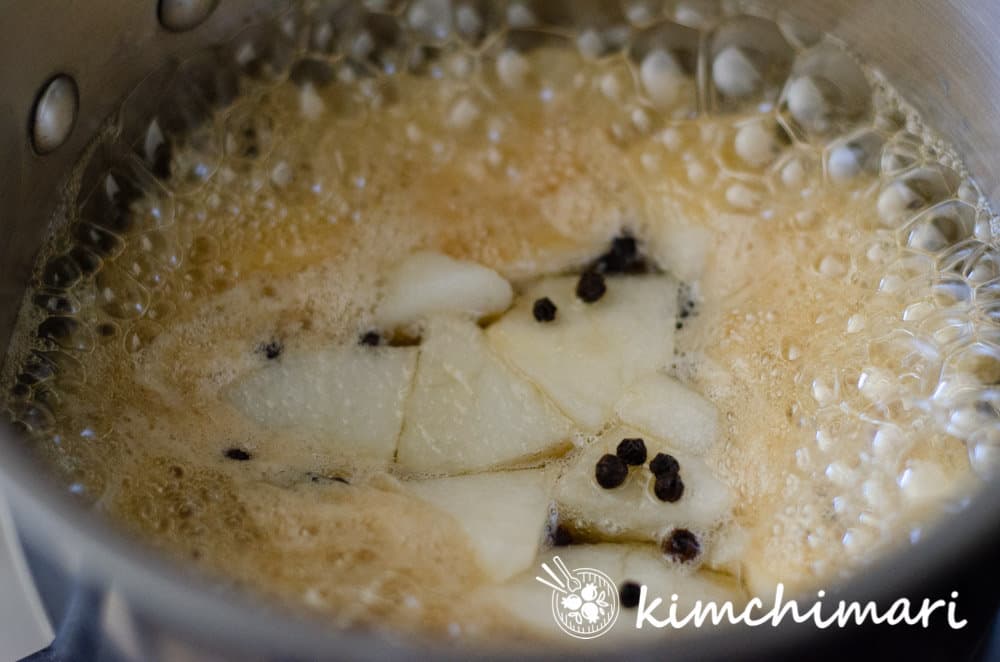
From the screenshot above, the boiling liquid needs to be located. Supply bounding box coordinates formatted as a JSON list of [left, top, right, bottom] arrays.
[[2, 1, 997, 646]]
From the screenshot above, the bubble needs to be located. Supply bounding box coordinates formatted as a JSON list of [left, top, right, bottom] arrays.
[[778, 156, 807, 188], [37, 316, 94, 352], [74, 222, 126, 259], [725, 182, 763, 210], [506, 3, 537, 29], [42, 255, 83, 289], [229, 19, 299, 84], [733, 120, 778, 168], [897, 461, 950, 506], [225, 106, 276, 162], [817, 254, 848, 278], [639, 49, 685, 108], [9, 400, 55, 433], [709, 16, 793, 111], [846, 314, 866, 334], [95, 267, 151, 320], [673, 1, 719, 29], [877, 166, 958, 228], [826, 129, 882, 182], [968, 430, 1000, 477], [495, 49, 530, 88], [446, 97, 481, 130], [630, 20, 699, 113], [299, 83, 326, 121], [965, 246, 1000, 285], [33, 291, 80, 316], [712, 46, 760, 100], [900, 200, 976, 253], [781, 45, 871, 138], [124, 320, 163, 354], [881, 133, 922, 176], [407, 0, 453, 43]]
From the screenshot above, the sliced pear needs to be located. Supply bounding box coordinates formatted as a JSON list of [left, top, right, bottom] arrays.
[[226, 345, 417, 463], [397, 315, 573, 474], [407, 469, 554, 582], [554, 426, 732, 543], [616, 372, 720, 456], [375, 251, 513, 332], [487, 275, 678, 430]]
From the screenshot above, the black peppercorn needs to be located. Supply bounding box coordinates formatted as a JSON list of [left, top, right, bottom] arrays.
[[259, 339, 283, 360], [532, 297, 558, 322], [595, 454, 628, 488], [224, 447, 252, 461], [619, 581, 642, 608], [649, 452, 680, 477], [663, 528, 700, 562], [551, 524, 574, 547], [592, 234, 648, 274], [616, 438, 647, 466], [359, 331, 381, 346], [576, 271, 607, 303], [653, 472, 684, 502]]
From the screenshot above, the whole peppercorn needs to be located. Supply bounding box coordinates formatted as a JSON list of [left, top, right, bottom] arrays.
[[592, 234, 648, 274], [653, 472, 684, 502], [359, 331, 381, 346], [224, 447, 252, 461], [595, 454, 628, 488], [616, 438, 647, 466], [649, 452, 680, 477], [532, 297, 558, 322], [575, 270, 607, 303], [619, 581, 642, 608], [663, 528, 700, 562], [260, 339, 283, 359], [551, 525, 574, 547]]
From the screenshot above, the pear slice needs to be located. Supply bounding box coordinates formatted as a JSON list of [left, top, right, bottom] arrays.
[[407, 469, 554, 582], [554, 426, 732, 544], [375, 251, 513, 332], [615, 372, 720, 456], [226, 345, 417, 464], [487, 275, 678, 430], [396, 315, 573, 474]]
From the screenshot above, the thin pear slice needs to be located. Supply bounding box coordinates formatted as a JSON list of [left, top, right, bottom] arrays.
[[616, 372, 719, 456], [487, 275, 678, 430], [226, 345, 417, 464], [396, 315, 573, 474], [407, 469, 554, 582], [554, 426, 732, 543], [375, 251, 513, 332]]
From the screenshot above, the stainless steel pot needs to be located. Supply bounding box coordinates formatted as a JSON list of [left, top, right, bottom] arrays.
[[2, 1, 1000, 660]]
